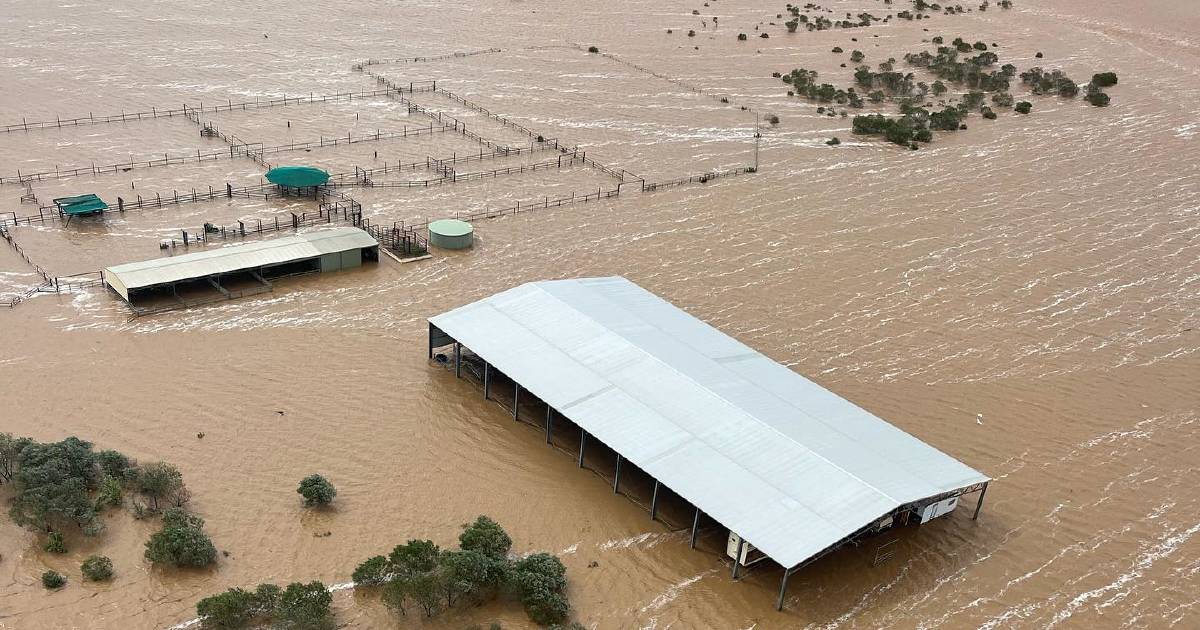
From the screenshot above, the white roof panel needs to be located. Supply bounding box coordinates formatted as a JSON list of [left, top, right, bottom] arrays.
[[430, 276, 989, 568], [104, 227, 377, 292]]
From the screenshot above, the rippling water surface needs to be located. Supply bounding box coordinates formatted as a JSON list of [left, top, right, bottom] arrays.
[[1, 1, 1197, 628]]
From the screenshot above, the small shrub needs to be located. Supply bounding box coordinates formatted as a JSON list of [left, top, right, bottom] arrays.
[[982, 107, 998, 120], [1085, 90, 1110, 106], [1035, 51, 1043, 58], [95, 474, 123, 510], [850, 50, 865, 63], [687, 30, 696, 37], [826, 137, 841, 145], [832, 46, 843, 53], [81, 555, 114, 581], [760, 32, 769, 38], [1014, 101, 1033, 114], [1091, 72, 1118, 87], [42, 570, 66, 589], [586, 46, 599, 54], [297, 474, 336, 507], [44, 531, 67, 554], [766, 114, 780, 125]]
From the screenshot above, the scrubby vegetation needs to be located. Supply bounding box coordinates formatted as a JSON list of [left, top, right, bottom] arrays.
[[354, 516, 579, 627], [81, 555, 114, 581], [297, 474, 336, 507], [774, 28, 1114, 149], [196, 581, 333, 630]]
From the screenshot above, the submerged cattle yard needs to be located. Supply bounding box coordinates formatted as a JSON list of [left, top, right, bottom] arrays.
[[1, 0, 1198, 629]]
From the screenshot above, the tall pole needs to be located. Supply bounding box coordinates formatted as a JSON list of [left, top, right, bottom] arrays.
[[754, 113, 761, 171]]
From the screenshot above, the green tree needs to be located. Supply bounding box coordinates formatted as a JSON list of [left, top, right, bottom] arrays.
[[512, 553, 570, 626], [1015, 101, 1033, 114], [276, 581, 334, 630], [9, 437, 99, 534], [138, 462, 188, 512], [196, 588, 258, 629], [96, 450, 134, 480], [352, 555, 391, 586], [297, 474, 336, 507], [81, 555, 114, 581], [253, 583, 281, 613], [390, 539, 440, 576], [381, 577, 412, 617], [523, 591, 570, 626], [1091, 72, 1118, 87], [459, 516, 511, 559], [145, 508, 217, 568], [441, 549, 509, 606]]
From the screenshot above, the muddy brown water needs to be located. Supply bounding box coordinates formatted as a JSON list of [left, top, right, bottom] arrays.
[[1, 0, 1198, 628]]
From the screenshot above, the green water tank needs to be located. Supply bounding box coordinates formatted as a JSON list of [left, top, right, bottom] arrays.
[[428, 219, 474, 249]]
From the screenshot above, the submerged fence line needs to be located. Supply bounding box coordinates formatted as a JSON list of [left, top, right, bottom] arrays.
[[352, 48, 503, 71], [563, 43, 760, 116], [642, 166, 756, 191], [0, 87, 433, 136], [4, 121, 460, 186]]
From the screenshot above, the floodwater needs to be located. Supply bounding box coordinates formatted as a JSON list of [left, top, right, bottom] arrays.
[[1, 0, 1198, 628]]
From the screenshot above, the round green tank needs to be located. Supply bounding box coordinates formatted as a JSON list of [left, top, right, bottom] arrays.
[[428, 219, 474, 249]]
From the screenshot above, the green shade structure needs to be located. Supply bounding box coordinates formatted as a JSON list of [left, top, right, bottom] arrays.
[[265, 166, 330, 188], [53, 194, 108, 216], [428, 219, 474, 249]]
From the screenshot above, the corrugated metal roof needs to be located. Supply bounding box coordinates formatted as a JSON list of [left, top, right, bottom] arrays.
[[104, 227, 377, 292], [429, 276, 989, 569]]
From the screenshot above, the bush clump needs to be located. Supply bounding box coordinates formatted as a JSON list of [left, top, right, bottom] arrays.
[[197, 581, 330, 630], [832, 46, 843, 53], [1091, 72, 1118, 87], [1085, 90, 1110, 107], [1014, 101, 1033, 114], [81, 555, 114, 581], [42, 570, 67, 589], [145, 508, 217, 568], [361, 516, 579, 627], [737, 33, 747, 41], [297, 474, 336, 507], [586, 46, 599, 54]]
